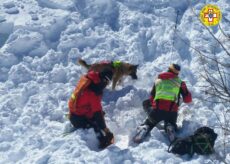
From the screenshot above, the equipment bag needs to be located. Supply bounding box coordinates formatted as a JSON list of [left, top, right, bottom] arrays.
[[193, 126, 218, 155], [168, 126, 217, 156], [168, 136, 194, 156]]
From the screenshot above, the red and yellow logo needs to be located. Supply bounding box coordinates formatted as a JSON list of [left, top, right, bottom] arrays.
[[200, 4, 222, 26]]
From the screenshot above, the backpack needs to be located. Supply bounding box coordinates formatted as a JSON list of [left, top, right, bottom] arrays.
[[192, 126, 218, 155], [168, 126, 218, 156], [68, 75, 91, 113]]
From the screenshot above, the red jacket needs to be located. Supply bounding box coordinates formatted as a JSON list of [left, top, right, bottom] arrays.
[[70, 71, 103, 119], [150, 72, 192, 112]]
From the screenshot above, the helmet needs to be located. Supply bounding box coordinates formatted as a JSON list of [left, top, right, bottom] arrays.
[[169, 64, 181, 74]]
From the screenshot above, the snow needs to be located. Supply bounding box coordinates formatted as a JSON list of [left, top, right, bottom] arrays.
[[4, 7, 19, 15], [0, 0, 229, 163], [3, 2, 16, 9]]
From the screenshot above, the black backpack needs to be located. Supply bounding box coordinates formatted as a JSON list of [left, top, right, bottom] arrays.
[[168, 126, 218, 156]]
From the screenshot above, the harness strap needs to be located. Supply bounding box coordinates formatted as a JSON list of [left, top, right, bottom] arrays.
[[112, 61, 121, 68]]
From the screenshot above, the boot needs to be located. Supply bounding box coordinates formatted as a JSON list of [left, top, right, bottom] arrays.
[[98, 128, 114, 149], [133, 124, 150, 143], [165, 123, 177, 143]]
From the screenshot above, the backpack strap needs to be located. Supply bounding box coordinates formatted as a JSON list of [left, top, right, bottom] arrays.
[[193, 133, 214, 154]]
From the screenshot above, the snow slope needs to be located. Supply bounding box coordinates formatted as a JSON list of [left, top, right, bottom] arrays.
[[0, 0, 229, 163]]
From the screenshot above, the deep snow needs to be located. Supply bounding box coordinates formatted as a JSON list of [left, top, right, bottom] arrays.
[[0, 0, 229, 163]]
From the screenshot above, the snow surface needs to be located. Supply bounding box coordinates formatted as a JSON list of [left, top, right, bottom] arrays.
[[0, 0, 229, 163]]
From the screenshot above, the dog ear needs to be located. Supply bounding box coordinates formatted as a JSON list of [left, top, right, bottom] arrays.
[[128, 65, 138, 71], [132, 65, 138, 70]]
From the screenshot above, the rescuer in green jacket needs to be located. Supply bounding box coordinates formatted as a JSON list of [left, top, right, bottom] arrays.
[[133, 64, 192, 143]]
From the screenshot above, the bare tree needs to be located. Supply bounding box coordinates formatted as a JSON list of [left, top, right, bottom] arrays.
[[173, 1, 230, 162], [188, 3, 230, 162]]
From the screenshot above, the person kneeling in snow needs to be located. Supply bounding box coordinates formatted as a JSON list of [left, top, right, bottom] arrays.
[[68, 69, 114, 149], [133, 64, 192, 143]]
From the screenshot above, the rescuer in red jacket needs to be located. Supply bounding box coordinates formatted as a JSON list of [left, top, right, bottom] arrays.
[[68, 69, 114, 148], [133, 64, 192, 143]]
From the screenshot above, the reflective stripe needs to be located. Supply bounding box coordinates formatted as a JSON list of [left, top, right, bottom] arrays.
[[170, 79, 181, 87], [71, 93, 76, 100], [155, 77, 182, 101], [157, 91, 178, 97]]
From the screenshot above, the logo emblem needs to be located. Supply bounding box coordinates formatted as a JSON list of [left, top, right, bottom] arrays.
[[200, 4, 222, 26]]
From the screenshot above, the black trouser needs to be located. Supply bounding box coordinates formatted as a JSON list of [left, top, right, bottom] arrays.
[[142, 99, 178, 134], [69, 112, 107, 143]]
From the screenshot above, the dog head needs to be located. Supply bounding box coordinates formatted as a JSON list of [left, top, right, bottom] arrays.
[[128, 65, 138, 79]]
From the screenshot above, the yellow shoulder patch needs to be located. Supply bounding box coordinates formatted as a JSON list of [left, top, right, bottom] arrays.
[[200, 4, 222, 26]]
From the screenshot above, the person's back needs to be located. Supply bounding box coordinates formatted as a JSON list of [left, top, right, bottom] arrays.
[[150, 66, 192, 112], [69, 71, 104, 119], [68, 69, 115, 148], [134, 64, 192, 143]]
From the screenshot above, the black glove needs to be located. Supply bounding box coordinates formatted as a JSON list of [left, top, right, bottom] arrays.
[[142, 99, 152, 110]]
